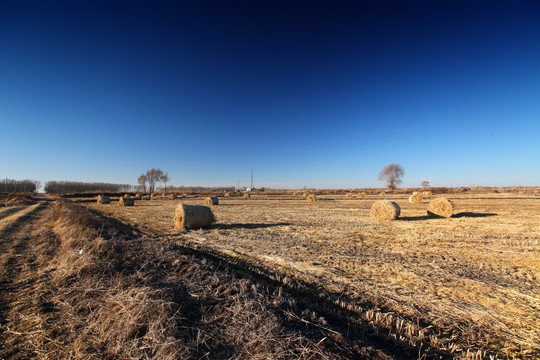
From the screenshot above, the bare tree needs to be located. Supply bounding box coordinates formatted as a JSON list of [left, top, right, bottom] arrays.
[[378, 163, 405, 190], [161, 172, 170, 192], [145, 168, 164, 193], [138, 174, 148, 193], [421, 180, 430, 188], [33, 180, 42, 194]]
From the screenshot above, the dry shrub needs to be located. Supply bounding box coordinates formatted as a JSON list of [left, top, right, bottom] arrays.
[[204, 196, 219, 206], [306, 194, 316, 202], [370, 200, 400, 221], [119, 197, 135, 207], [243, 193, 250, 199], [409, 193, 423, 204], [174, 204, 215, 230], [427, 198, 453, 218], [97, 195, 110, 204], [357, 192, 367, 199]]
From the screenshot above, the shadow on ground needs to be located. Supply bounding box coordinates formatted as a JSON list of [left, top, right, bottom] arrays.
[[400, 212, 497, 221], [452, 212, 498, 218]]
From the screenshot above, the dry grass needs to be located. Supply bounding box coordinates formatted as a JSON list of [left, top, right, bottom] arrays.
[[2, 200, 386, 359], [83, 191, 540, 359]]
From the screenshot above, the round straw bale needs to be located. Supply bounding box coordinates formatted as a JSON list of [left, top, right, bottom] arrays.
[[423, 191, 432, 196], [346, 193, 353, 198], [370, 200, 400, 221], [204, 196, 219, 206], [379, 191, 386, 196], [169, 194, 177, 200], [97, 195, 110, 204], [224, 192, 230, 197], [124, 194, 131, 198], [243, 193, 250, 199], [427, 198, 453, 218], [306, 194, 316, 202], [118, 196, 134, 206], [409, 192, 423, 204], [174, 204, 215, 230], [357, 192, 367, 199]]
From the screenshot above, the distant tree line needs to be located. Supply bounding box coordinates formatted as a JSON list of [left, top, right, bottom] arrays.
[[0, 178, 38, 193], [165, 185, 236, 193], [45, 181, 134, 194]]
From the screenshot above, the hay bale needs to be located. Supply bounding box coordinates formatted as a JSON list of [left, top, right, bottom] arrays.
[[174, 204, 215, 230], [124, 194, 131, 198], [224, 192, 230, 197], [409, 192, 423, 204], [204, 196, 219, 206], [169, 194, 177, 200], [243, 193, 250, 199], [118, 197, 134, 206], [427, 198, 453, 218], [97, 195, 110, 204], [346, 193, 353, 198], [379, 191, 386, 196], [423, 191, 432, 196], [370, 200, 400, 221], [306, 194, 316, 202], [357, 192, 367, 199]]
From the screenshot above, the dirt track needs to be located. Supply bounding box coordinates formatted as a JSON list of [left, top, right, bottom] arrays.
[[0, 200, 53, 359]]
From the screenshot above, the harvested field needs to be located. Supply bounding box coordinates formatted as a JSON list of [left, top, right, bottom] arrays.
[[81, 192, 540, 359], [1, 192, 538, 359]]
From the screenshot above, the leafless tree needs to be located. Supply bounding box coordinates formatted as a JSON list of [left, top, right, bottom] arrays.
[[145, 168, 164, 193], [138, 174, 148, 193], [421, 180, 430, 188], [161, 172, 170, 192], [33, 180, 42, 194], [378, 163, 405, 190]]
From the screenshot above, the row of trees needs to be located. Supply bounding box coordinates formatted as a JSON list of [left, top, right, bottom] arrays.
[[0, 178, 40, 193], [137, 169, 169, 193], [44, 181, 133, 194]]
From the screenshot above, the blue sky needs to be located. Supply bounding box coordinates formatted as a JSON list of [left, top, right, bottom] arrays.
[[1, 0, 539, 189]]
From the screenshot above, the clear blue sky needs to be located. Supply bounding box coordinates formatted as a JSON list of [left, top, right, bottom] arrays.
[[1, 0, 539, 189]]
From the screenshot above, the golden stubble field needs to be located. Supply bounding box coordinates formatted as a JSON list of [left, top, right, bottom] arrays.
[[83, 191, 540, 358]]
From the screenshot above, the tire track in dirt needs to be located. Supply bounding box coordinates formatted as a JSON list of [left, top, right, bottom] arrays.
[[0, 201, 51, 358]]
